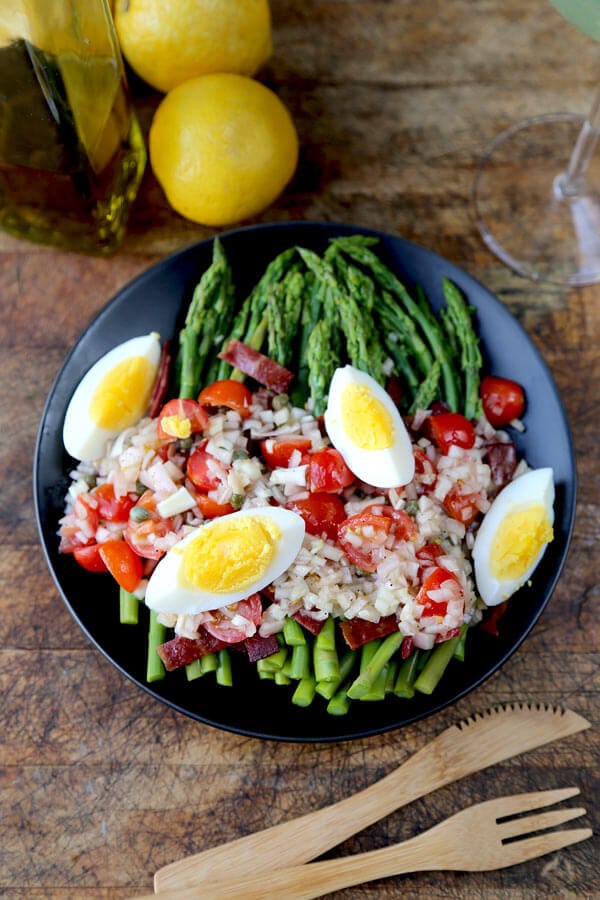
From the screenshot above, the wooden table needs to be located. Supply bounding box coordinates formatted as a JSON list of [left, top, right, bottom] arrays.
[[1, 1, 598, 896]]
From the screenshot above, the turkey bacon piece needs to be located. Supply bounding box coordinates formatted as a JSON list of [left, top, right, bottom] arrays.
[[218, 339, 294, 393], [340, 615, 399, 650], [244, 633, 280, 662], [157, 630, 228, 671]]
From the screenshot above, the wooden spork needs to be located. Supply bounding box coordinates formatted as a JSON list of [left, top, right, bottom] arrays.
[[130, 787, 590, 899]]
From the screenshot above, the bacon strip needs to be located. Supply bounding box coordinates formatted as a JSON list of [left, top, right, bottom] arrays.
[[157, 630, 227, 671], [149, 340, 172, 418], [244, 634, 280, 662], [218, 339, 294, 393], [484, 441, 517, 487], [293, 609, 325, 636], [340, 615, 399, 650]]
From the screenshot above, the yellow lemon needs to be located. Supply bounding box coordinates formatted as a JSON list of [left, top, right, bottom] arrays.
[[149, 74, 298, 226], [113, 0, 272, 93]]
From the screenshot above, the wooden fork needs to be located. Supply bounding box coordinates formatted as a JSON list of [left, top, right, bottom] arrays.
[[129, 787, 591, 899]]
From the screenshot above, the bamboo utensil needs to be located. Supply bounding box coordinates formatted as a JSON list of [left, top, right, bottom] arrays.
[[153, 703, 589, 894], [132, 787, 590, 899]]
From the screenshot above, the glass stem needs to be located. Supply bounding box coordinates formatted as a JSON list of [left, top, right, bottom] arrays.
[[558, 84, 600, 197]]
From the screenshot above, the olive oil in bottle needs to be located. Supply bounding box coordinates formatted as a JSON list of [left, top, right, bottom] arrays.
[[0, 32, 145, 253]]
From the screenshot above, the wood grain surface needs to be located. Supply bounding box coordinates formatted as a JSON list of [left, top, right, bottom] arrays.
[[1, 0, 598, 896]]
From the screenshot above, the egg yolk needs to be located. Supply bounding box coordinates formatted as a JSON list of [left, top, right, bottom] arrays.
[[182, 515, 282, 594], [341, 384, 394, 450], [490, 504, 554, 580], [90, 356, 156, 430]]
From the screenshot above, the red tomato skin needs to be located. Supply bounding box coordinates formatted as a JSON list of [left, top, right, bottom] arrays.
[[99, 540, 143, 592], [260, 436, 312, 469], [157, 398, 208, 440], [73, 543, 108, 573], [308, 449, 355, 493], [92, 483, 135, 522], [198, 380, 253, 419], [287, 493, 346, 541], [443, 485, 481, 526], [481, 375, 526, 427], [186, 444, 221, 491], [427, 412, 476, 454]]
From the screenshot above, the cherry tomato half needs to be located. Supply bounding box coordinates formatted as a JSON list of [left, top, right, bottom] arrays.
[[415, 542, 444, 578], [360, 504, 417, 541], [308, 448, 355, 493], [427, 412, 476, 455], [481, 375, 525, 427], [202, 594, 263, 643], [416, 567, 463, 619], [195, 492, 235, 519], [58, 493, 99, 553], [157, 398, 208, 441], [443, 485, 481, 526], [260, 436, 312, 469], [186, 443, 221, 491], [124, 491, 173, 560], [288, 493, 347, 541], [91, 483, 135, 523], [198, 379, 253, 419], [99, 539, 143, 592], [413, 447, 437, 494], [73, 543, 108, 573], [337, 512, 393, 572]]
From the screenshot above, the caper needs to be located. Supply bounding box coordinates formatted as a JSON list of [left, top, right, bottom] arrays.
[[130, 506, 150, 522]]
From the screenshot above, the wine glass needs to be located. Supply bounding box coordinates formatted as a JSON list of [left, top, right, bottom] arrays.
[[474, 0, 600, 285]]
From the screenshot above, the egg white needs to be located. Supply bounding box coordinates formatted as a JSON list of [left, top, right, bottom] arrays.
[[144, 506, 305, 616], [473, 467, 554, 607], [63, 333, 161, 462], [324, 365, 415, 488]]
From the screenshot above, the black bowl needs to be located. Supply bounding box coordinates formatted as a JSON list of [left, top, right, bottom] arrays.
[[34, 221, 576, 742]]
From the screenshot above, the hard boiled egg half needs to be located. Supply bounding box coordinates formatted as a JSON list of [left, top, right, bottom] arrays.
[[63, 333, 161, 461], [145, 506, 305, 616], [324, 365, 415, 489], [472, 467, 554, 607]]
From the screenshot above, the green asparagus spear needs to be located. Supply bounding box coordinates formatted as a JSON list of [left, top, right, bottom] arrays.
[[282, 616, 307, 647], [441, 279, 483, 420], [288, 642, 312, 680], [333, 239, 460, 410], [267, 268, 305, 367], [313, 617, 340, 683], [119, 587, 139, 625], [185, 659, 203, 681], [178, 238, 231, 398], [414, 634, 461, 695], [216, 247, 298, 380], [292, 676, 317, 707], [306, 319, 340, 415], [346, 632, 404, 699], [216, 649, 233, 686], [409, 358, 442, 413], [393, 651, 420, 698], [315, 649, 357, 700], [147, 610, 166, 683]]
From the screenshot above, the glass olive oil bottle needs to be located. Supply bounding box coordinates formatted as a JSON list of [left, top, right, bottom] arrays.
[[0, 1, 145, 253]]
